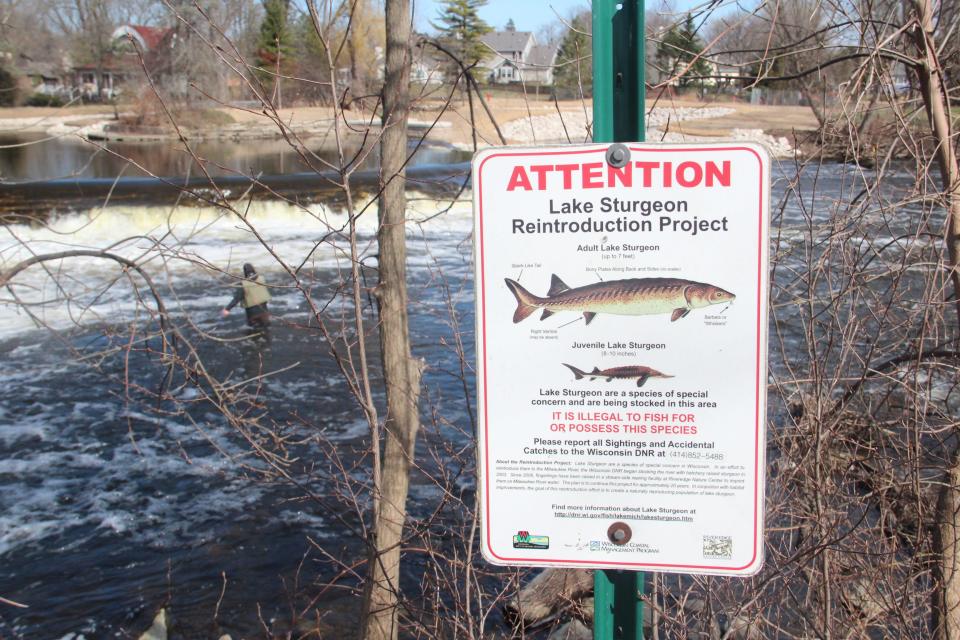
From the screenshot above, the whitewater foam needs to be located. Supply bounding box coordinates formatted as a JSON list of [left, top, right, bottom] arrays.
[[0, 191, 473, 341]]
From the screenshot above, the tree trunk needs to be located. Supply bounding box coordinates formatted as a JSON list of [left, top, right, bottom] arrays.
[[907, 0, 960, 328], [906, 1, 960, 638], [935, 452, 960, 640], [96, 60, 104, 101], [361, 1, 421, 639]]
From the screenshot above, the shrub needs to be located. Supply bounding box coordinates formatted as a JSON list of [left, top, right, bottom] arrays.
[[25, 93, 64, 107]]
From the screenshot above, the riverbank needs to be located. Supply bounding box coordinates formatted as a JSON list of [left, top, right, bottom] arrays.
[[0, 105, 115, 134], [0, 96, 817, 156]]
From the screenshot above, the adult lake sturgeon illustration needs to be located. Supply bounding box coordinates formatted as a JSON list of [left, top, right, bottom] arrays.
[[563, 363, 674, 388], [504, 275, 735, 324]]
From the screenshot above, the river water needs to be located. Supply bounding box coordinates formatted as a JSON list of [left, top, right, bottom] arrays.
[[0, 134, 951, 637], [0, 131, 469, 180]]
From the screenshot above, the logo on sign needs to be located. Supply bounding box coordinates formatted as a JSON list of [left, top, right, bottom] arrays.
[[513, 531, 550, 550], [703, 535, 733, 559]]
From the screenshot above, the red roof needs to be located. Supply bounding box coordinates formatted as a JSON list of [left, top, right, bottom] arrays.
[[128, 25, 172, 51]]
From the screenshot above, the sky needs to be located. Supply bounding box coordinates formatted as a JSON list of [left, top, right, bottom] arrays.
[[413, 0, 725, 35]]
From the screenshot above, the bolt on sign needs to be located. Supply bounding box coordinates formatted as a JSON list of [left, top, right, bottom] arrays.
[[472, 142, 771, 575]]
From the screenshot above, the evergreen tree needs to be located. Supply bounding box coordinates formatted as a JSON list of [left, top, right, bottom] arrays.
[[432, 0, 492, 68], [553, 10, 592, 95], [257, 0, 293, 71], [0, 64, 16, 107], [505, 18, 516, 32], [294, 11, 335, 102], [657, 14, 712, 87], [256, 0, 294, 106]]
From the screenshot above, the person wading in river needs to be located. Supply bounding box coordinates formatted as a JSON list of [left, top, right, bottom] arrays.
[[221, 263, 271, 329]]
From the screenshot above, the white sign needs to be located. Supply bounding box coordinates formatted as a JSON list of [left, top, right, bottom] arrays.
[[473, 142, 770, 575]]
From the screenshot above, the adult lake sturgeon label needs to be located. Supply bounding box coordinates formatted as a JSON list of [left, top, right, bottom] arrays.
[[473, 143, 771, 576]]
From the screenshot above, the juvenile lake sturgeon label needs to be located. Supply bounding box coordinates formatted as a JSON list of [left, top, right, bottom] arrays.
[[473, 143, 771, 575]]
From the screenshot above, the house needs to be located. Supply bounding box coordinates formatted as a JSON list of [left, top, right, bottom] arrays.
[[71, 58, 129, 100], [18, 55, 67, 96], [650, 55, 737, 89], [480, 27, 558, 86], [411, 39, 447, 85], [71, 25, 174, 100], [711, 61, 743, 88]]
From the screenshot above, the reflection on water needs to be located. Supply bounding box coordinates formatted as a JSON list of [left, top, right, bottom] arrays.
[[0, 132, 469, 181]]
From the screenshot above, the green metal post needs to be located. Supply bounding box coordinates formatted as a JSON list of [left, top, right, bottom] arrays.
[[592, 1, 646, 639], [592, 0, 645, 143], [592, 0, 616, 142], [594, 570, 644, 639]]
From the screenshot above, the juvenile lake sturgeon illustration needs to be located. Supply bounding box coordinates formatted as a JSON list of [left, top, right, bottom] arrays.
[[504, 275, 735, 324], [563, 363, 674, 388]]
